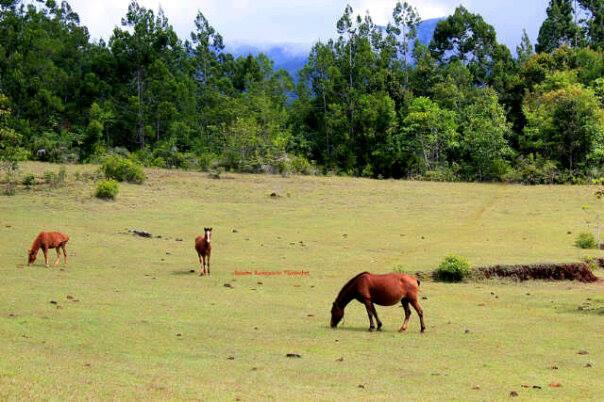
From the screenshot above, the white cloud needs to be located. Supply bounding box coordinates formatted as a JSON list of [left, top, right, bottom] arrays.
[[353, 0, 456, 24], [57, 0, 544, 49]]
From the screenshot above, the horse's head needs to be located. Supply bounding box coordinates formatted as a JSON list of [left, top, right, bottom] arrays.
[[204, 227, 213, 242], [27, 249, 36, 265], [330, 302, 344, 328]]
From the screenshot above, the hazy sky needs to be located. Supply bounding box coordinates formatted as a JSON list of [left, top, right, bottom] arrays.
[[62, 0, 547, 50]]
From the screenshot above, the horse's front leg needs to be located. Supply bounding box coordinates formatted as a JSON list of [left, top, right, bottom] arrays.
[[199, 255, 205, 276], [206, 254, 210, 275], [363, 299, 376, 331], [43, 247, 49, 267], [370, 303, 382, 330]]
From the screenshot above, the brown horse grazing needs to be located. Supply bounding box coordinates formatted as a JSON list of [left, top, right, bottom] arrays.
[[194, 227, 212, 276], [330, 272, 425, 333], [28, 231, 69, 267]]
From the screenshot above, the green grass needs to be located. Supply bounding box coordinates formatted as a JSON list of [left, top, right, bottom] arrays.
[[0, 162, 603, 400]]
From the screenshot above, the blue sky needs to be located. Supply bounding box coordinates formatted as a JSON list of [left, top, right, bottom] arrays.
[[66, 0, 547, 51]]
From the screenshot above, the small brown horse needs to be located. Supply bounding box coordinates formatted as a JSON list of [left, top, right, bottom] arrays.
[[194, 227, 212, 276], [330, 272, 425, 332], [28, 231, 70, 267]]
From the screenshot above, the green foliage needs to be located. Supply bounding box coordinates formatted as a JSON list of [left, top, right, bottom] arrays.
[[523, 77, 604, 170], [401, 97, 458, 173], [95, 179, 119, 200], [0, 0, 603, 183], [101, 156, 146, 184], [21, 173, 36, 187], [42, 166, 66, 188], [503, 155, 560, 184], [537, 0, 583, 53], [459, 88, 512, 180], [575, 232, 598, 249], [434, 255, 472, 282], [43, 171, 57, 185]]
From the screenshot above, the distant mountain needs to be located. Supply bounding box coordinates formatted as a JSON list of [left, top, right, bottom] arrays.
[[227, 18, 443, 80], [226, 42, 309, 80]]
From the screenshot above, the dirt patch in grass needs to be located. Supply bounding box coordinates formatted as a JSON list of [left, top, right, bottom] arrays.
[[475, 262, 599, 283]]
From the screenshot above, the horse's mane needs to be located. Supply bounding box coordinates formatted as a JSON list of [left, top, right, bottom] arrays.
[[29, 234, 42, 252], [335, 271, 370, 303]]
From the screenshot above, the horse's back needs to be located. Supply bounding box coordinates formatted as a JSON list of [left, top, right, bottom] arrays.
[[38, 231, 69, 247], [364, 273, 420, 305]]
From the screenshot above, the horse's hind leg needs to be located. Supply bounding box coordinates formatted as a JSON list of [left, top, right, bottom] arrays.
[[370, 303, 382, 330], [61, 244, 67, 265], [410, 298, 426, 333], [53, 248, 61, 266], [363, 299, 376, 331], [399, 298, 412, 332]]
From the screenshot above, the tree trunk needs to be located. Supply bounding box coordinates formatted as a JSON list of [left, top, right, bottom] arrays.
[[136, 68, 145, 148]]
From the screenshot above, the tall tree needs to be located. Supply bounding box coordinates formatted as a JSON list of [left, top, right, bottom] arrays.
[[578, 0, 604, 49], [386, 2, 421, 88], [517, 29, 535, 65], [536, 0, 583, 53], [429, 6, 513, 86]]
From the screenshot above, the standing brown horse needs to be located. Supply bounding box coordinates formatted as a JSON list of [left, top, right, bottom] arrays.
[[28, 231, 69, 267], [194, 227, 212, 276], [330, 272, 425, 332]]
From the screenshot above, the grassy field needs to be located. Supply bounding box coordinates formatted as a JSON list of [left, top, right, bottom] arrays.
[[0, 162, 603, 401]]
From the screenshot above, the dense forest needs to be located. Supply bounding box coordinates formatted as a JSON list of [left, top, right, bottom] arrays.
[[1, 0, 603, 183]]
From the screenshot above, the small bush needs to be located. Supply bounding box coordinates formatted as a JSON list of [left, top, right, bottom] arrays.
[[434, 255, 472, 282], [42, 167, 66, 188], [504, 156, 559, 184], [43, 170, 57, 184], [95, 179, 119, 200], [2, 173, 17, 195], [575, 232, 597, 249], [197, 152, 218, 171], [22, 173, 36, 187], [55, 166, 66, 187], [101, 155, 145, 184]]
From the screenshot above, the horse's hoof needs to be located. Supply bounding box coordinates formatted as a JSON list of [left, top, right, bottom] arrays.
[[368, 327, 375, 332]]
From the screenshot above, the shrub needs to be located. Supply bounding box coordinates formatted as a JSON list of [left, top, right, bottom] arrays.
[[22, 173, 36, 187], [197, 152, 218, 171], [434, 255, 472, 282], [101, 155, 145, 184], [43, 170, 57, 184], [43, 167, 66, 188], [504, 156, 559, 184], [2, 170, 17, 196], [95, 179, 119, 200], [575, 232, 597, 249], [55, 166, 66, 187]]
